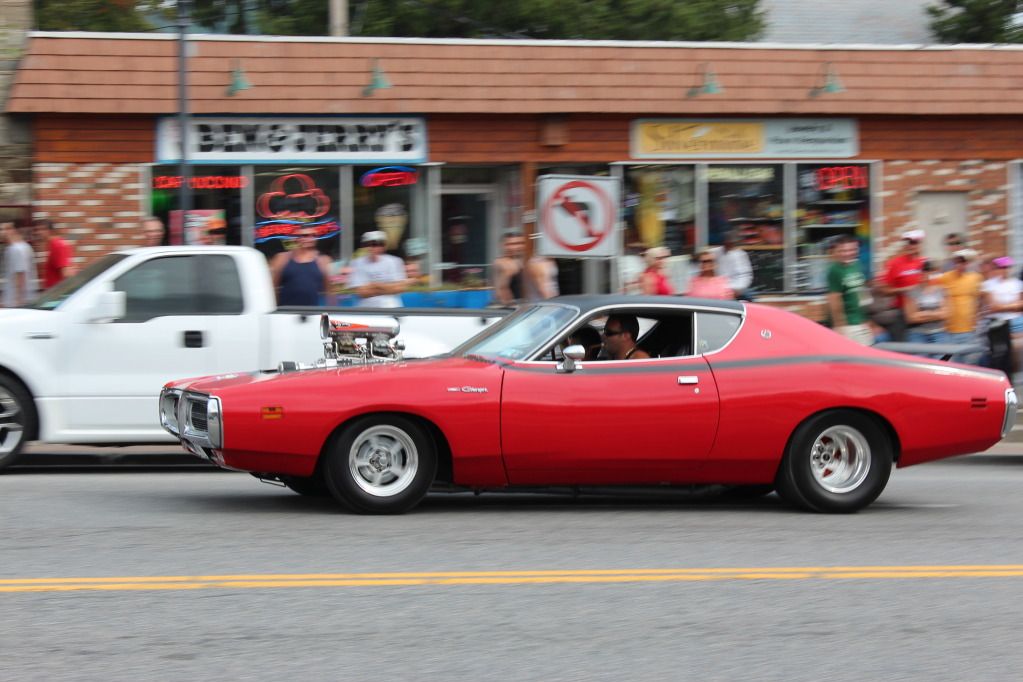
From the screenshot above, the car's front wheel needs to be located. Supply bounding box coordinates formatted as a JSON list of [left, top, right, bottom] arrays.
[[324, 415, 437, 514], [0, 375, 35, 472], [775, 410, 892, 513]]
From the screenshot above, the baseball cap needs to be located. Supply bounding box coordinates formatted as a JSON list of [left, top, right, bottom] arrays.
[[901, 229, 926, 243], [953, 248, 978, 261], [361, 230, 387, 245], [993, 256, 1014, 269]]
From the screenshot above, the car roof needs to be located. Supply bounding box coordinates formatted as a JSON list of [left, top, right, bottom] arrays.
[[544, 294, 745, 315]]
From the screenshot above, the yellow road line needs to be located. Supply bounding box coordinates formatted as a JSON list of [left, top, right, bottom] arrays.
[[3, 566, 1023, 593]]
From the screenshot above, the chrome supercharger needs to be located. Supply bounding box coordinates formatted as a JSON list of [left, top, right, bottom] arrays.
[[277, 313, 405, 373]]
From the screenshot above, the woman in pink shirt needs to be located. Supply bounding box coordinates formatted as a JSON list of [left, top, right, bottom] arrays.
[[641, 246, 675, 296], [686, 248, 735, 300]]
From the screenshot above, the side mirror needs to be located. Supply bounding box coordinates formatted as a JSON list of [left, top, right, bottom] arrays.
[[557, 344, 586, 374], [87, 290, 126, 323]]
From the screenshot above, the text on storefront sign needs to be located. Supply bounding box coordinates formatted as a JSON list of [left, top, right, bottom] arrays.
[[153, 175, 249, 190]]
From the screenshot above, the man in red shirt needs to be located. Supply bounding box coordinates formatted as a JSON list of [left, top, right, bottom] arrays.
[[34, 219, 74, 289], [881, 229, 927, 341]]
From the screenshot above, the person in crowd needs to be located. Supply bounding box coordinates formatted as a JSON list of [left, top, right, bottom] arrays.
[[1, 222, 38, 308], [348, 229, 409, 308], [524, 249, 559, 301], [825, 234, 872, 345], [880, 229, 927, 341], [601, 314, 650, 360], [640, 246, 675, 296], [981, 256, 1022, 377], [938, 249, 983, 354], [33, 219, 73, 289], [685, 247, 734, 300], [565, 325, 603, 361], [717, 232, 753, 300], [942, 232, 963, 271], [142, 216, 165, 247], [904, 260, 949, 347], [269, 225, 333, 306], [491, 230, 527, 305]]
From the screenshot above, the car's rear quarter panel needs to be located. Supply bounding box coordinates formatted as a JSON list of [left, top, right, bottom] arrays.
[[703, 305, 1008, 481]]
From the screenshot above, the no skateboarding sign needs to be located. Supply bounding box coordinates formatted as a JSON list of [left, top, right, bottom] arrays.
[[537, 175, 620, 258]]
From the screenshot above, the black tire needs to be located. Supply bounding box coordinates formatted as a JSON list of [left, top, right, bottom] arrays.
[[279, 474, 331, 497], [775, 410, 892, 513], [324, 415, 437, 514], [0, 374, 35, 472]]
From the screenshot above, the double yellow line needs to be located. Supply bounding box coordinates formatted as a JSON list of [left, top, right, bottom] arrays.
[[2, 565, 1023, 593]]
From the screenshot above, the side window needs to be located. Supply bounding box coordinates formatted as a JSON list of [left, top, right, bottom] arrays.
[[696, 312, 741, 354], [113, 255, 243, 321], [202, 255, 244, 314]]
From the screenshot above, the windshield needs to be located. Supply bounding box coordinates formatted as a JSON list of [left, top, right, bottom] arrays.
[[29, 254, 128, 311], [457, 304, 577, 361]]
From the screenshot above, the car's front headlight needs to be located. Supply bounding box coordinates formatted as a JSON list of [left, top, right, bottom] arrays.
[[160, 388, 181, 436]]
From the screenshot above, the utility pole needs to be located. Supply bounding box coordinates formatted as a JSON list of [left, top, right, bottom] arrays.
[[329, 0, 348, 37], [178, 0, 192, 232]]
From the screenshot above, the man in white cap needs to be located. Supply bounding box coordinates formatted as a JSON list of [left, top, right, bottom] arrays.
[[348, 230, 409, 308], [881, 229, 927, 340]]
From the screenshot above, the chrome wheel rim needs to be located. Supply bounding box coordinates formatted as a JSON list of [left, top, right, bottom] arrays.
[[348, 425, 419, 497], [810, 425, 871, 494], [0, 387, 25, 456]]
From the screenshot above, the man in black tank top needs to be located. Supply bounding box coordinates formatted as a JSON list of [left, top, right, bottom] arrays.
[[492, 230, 526, 305]]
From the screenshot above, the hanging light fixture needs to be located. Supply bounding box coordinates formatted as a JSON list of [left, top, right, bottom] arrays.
[[226, 59, 252, 97], [686, 64, 723, 98], [810, 62, 845, 97], [362, 59, 392, 97]]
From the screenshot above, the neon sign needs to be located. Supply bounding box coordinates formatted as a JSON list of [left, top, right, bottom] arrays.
[[360, 166, 419, 188], [153, 175, 248, 190], [815, 166, 868, 191], [254, 173, 339, 244]]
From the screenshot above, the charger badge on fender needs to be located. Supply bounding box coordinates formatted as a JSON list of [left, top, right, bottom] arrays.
[[447, 386, 488, 393]]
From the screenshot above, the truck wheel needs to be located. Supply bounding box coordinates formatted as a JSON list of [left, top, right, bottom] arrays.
[[775, 410, 892, 513], [324, 415, 437, 514], [0, 376, 34, 472], [279, 474, 330, 497]]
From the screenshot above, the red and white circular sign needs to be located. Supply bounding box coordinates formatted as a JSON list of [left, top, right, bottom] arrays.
[[537, 176, 620, 258]]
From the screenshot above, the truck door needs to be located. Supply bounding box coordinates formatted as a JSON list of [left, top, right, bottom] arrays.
[[58, 254, 245, 438]]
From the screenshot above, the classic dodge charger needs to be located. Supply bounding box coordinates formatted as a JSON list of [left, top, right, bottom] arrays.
[[160, 296, 1017, 514]]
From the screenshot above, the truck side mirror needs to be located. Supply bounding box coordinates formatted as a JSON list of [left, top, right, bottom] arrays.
[[88, 290, 126, 323]]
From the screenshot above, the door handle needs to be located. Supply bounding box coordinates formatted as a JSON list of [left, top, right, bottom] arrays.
[[183, 330, 205, 348], [677, 376, 699, 385]]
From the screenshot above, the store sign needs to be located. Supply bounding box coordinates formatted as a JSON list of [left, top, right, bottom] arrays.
[[706, 167, 775, 183], [631, 118, 858, 159], [153, 175, 248, 190], [254, 172, 340, 243], [360, 166, 419, 187], [156, 117, 427, 163]]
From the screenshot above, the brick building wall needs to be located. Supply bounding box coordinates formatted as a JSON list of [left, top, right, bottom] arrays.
[[32, 162, 146, 268]]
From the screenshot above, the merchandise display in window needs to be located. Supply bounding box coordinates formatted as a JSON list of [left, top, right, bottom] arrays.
[[795, 164, 871, 292]]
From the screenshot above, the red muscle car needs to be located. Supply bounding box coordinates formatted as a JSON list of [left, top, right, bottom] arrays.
[[160, 296, 1017, 514]]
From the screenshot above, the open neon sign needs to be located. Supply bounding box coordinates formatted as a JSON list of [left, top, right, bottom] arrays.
[[815, 166, 868, 191], [153, 175, 248, 190], [360, 166, 419, 188]]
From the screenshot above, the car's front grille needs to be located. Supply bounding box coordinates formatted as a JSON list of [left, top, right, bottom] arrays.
[[190, 399, 208, 433]]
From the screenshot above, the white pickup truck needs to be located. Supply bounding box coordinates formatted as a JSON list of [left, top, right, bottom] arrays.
[[0, 246, 503, 469]]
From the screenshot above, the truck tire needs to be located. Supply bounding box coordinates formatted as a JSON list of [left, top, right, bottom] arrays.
[[0, 375, 35, 472]]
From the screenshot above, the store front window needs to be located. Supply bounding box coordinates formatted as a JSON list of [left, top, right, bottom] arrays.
[[352, 165, 416, 261], [253, 166, 341, 262], [150, 166, 245, 246], [707, 164, 784, 293], [623, 165, 697, 256], [795, 164, 872, 291]]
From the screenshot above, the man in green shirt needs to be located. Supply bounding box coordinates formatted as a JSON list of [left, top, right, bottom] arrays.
[[826, 234, 873, 345]]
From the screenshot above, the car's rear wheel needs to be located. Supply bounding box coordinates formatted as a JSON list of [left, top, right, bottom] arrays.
[[0, 376, 34, 472], [279, 474, 330, 497], [775, 410, 892, 513], [324, 415, 437, 514]]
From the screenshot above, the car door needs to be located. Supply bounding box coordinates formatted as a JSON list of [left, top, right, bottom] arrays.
[[500, 354, 720, 485], [57, 254, 244, 437]]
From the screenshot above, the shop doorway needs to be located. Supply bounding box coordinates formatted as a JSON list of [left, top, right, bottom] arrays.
[[439, 186, 495, 287], [915, 191, 968, 264]]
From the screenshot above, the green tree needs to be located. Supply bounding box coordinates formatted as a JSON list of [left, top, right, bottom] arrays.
[[34, 0, 152, 32], [927, 0, 1023, 43]]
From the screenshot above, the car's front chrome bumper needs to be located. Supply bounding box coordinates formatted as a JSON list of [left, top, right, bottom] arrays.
[[1003, 388, 1018, 439], [159, 387, 223, 451]]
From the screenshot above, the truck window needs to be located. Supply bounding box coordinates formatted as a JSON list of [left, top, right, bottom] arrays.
[[113, 255, 243, 321]]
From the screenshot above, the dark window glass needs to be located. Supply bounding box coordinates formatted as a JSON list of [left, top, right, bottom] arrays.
[[150, 165, 245, 246], [202, 255, 244, 314], [113, 255, 242, 321]]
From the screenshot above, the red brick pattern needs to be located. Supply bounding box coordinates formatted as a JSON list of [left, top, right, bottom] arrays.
[[32, 162, 146, 267]]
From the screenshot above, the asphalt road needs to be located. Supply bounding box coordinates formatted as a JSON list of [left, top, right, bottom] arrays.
[[2, 455, 1022, 681]]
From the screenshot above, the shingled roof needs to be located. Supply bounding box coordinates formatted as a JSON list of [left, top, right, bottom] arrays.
[[8, 31, 1023, 116]]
